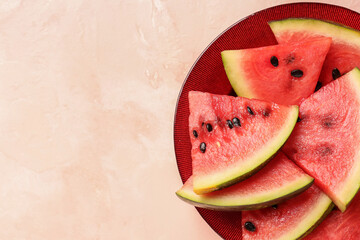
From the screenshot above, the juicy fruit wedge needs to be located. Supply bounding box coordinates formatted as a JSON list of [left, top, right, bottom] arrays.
[[269, 18, 360, 86], [176, 152, 313, 211], [282, 68, 360, 212], [221, 37, 331, 105], [189, 91, 299, 194], [242, 185, 334, 240], [304, 191, 360, 239]]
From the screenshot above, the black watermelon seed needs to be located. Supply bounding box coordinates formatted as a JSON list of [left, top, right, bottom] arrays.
[[321, 147, 332, 156], [262, 110, 270, 117], [232, 117, 241, 127], [322, 116, 335, 128], [193, 130, 198, 138], [291, 69, 303, 78], [247, 106, 254, 115], [324, 121, 332, 128], [202, 122, 204, 126], [314, 81, 322, 92], [285, 55, 295, 64], [297, 117, 301, 122], [226, 120, 234, 129], [244, 221, 256, 232], [270, 56, 278, 67], [206, 123, 213, 132], [200, 142, 206, 153], [272, 204, 278, 209], [317, 145, 333, 157], [323, 119, 334, 128], [332, 68, 341, 80]]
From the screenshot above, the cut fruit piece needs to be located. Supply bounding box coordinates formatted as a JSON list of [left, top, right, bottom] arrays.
[[269, 18, 360, 86], [189, 91, 299, 194], [282, 68, 360, 212], [176, 152, 313, 211], [242, 185, 334, 240], [221, 37, 331, 105], [304, 191, 360, 239]]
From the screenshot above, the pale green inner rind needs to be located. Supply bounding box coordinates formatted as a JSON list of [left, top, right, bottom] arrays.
[[268, 18, 360, 47], [278, 193, 333, 240], [221, 50, 254, 98], [176, 176, 313, 209], [300, 202, 335, 239], [194, 105, 299, 193], [335, 67, 360, 212]]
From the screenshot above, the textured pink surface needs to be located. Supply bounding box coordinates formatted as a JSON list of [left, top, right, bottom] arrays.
[[0, 1, 360, 239]]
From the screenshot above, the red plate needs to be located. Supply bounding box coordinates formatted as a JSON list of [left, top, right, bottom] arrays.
[[173, 3, 360, 239]]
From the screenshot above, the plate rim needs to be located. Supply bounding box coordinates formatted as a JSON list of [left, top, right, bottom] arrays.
[[172, 2, 360, 239]]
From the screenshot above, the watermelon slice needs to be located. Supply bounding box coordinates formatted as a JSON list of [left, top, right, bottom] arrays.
[[242, 185, 334, 240], [282, 68, 360, 212], [221, 37, 331, 105], [189, 91, 299, 194], [304, 191, 360, 239], [176, 152, 313, 210], [269, 18, 360, 86]]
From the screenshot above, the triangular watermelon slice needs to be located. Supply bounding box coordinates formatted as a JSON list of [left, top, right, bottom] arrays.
[[242, 184, 333, 240], [189, 91, 298, 194], [176, 152, 313, 210], [221, 37, 331, 105], [282, 68, 360, 212], [269, 18, 360, 86]]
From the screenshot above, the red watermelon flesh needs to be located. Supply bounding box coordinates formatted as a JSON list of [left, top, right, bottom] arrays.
[[304, 192, 360, 240], [282, 68, 360, 212], [176, 152, 313, 211], [189, 91, 298, 194], [269, 18, 360, 86], [242, 185, 333, 240], [221, 37, 331, 105]]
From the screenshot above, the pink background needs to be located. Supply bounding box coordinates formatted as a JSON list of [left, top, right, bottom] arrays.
[[0, 0, 359, 239]]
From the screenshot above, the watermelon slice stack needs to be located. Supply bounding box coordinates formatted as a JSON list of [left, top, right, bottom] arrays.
[[176, 17, 360, 239]]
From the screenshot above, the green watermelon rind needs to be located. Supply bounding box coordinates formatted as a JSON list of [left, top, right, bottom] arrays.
[[176, 176, 314, 211], [241, 186, 334, 240], [283, 196, 334, 240], [194, 105, 299, 194], [335, 68, 360, 212], [268, 18, 360, 47], [299, 202, 335, 240], [221, 50, 254, 99]]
